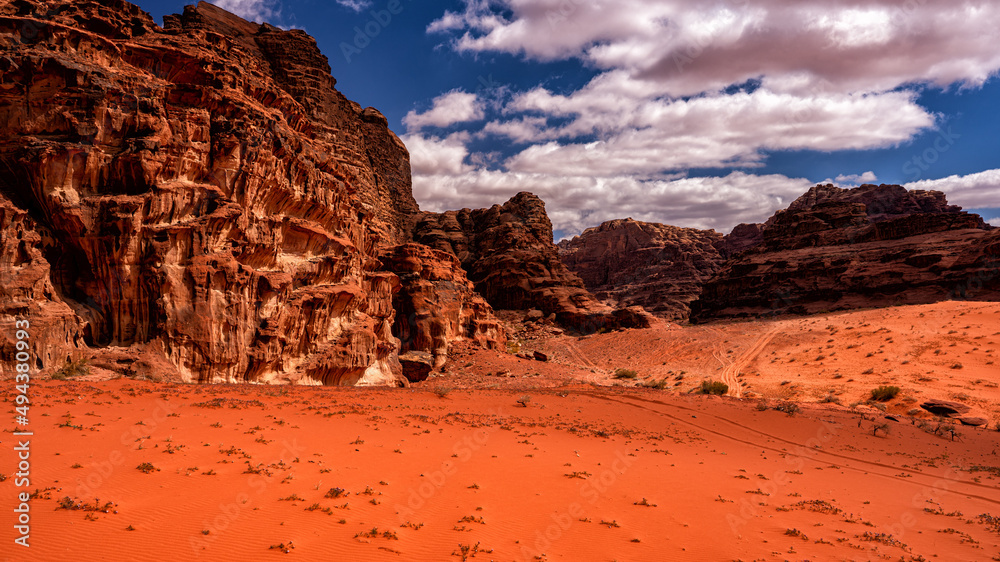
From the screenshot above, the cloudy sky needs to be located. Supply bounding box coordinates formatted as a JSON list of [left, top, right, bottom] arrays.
[[135, 0, 1000, 238]]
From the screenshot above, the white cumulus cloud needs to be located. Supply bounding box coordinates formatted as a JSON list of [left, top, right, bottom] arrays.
[[905, 169, 1000, 211], [209, 0, 281, 23], [335, 0, 373, 12], [403, 90, 485, 132], [411, 0, 1000, 235], [833, 171, 879, 186]]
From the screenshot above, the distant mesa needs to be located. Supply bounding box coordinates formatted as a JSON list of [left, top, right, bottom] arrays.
[[692, 183, 999, 321], [559, 183, 1000, 323]]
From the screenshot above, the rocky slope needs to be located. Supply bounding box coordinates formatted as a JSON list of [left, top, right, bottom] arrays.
[[0, 0, 438, 385], [414, 193, 651, 332], [557, 219, 727, 321], [692, 185, 1000, 320]]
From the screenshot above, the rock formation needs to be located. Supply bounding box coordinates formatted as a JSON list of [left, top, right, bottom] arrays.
[[379, 243, 505, 369], [692, 185, 1000, 320], [0, 0, 426, 384], [554, 184, 998, 323], [557, 219, 727, 320], [414, 193, 651, 332], [778, 183, 984, 225]]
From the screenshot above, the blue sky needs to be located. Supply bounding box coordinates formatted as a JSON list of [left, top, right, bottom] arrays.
[[132, 0, 1000, 238]]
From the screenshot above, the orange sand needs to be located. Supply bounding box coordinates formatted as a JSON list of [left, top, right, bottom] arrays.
[[2, 301, 999, 561]]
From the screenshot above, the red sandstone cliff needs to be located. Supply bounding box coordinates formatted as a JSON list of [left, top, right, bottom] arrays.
[[0, 0, 477, 384], [556, 184, 998, 323], [379, 243, 505, 370]]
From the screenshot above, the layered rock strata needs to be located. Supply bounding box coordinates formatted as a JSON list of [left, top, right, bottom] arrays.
[[414, 193, 651, 332]]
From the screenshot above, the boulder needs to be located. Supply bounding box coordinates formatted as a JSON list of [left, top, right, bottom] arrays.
[[398, 352, 434, 383], [957, 416, 988, 427], [919, 399, 972, 417]]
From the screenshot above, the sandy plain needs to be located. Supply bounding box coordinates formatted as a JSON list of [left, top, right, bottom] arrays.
[[2, 301, 999, 561]]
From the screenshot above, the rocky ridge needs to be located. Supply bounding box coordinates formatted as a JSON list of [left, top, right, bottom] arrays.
[[557, 184, 999, 322], [414, 193, 652, 332], [557, 219, 727, 321], [694, 185, 1000, 319]]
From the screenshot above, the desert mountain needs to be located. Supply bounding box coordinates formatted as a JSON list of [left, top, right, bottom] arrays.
[[559, 184, 1000, 322]]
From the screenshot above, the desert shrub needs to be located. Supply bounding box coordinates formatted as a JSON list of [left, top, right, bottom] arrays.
[[643, 378, 669, 389], [870, 385, 900, 402], [325, 487, 346, 499], [774, 401, 800, 415], [755, 400, 769, 412], [820, 393, 841, 404], [613, 368, 638, 380], [699, 380, 729, 396], [51, 358, 90, 380], [433, 387, 452, 398], [516, 395, 531, 407]]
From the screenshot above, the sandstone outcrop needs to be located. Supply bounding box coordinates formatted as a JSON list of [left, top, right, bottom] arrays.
[[920, 399, 972, 417], [414, 193, 651, 333], [692, 185, 1000, 320], [379, 243, 505, 369], [397, 351, 433, 383], [557, 218, 727, 321], [0, 0, 423, 384]]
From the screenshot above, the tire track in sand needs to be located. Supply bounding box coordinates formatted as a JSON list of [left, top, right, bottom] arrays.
[[576, 391, 1000, 505], [721, 325, 779, 398]]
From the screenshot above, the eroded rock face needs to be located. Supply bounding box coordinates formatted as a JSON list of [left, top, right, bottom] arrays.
[[692, 185, 1000, 320], [0, 0, 417, 385], [0, 195, 87, 369], [557, 218, 727, 321], [414, 193, 651, 332], [379, 243, 505, 369]]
